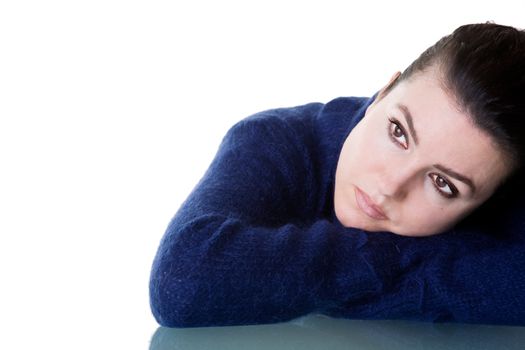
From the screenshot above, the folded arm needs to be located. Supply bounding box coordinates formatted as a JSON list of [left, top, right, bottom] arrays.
[[150, 107, 525, 327]]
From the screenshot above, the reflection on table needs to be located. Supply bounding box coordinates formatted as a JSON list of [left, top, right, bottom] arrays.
[[149, 313, 525, 350]]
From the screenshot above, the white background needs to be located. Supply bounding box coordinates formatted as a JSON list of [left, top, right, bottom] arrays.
[[1, 1, 523, 349]]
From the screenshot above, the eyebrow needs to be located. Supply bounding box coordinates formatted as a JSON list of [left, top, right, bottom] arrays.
[[395, 103, 477, 195], [396, 103, 419, 146]]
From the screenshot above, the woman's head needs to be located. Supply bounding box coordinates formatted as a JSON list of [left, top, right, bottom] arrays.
[[334, 22, 525, 237], [382, 22, 525, 173]]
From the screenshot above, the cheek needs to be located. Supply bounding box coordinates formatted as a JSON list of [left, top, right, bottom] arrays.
[[340, 132, 371, 176], [351, 128, 388, 170], [396, 198, 462, 236]]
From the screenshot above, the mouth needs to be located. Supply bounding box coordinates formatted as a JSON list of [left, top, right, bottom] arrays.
[[354, 186, 389, 220]]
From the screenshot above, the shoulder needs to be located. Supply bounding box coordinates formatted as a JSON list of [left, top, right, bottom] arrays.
[[220, 101, 325, 152], [224, 95, 376, 140]]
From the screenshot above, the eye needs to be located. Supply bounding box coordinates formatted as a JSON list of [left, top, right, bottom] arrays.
[[429, 173, 459, 199], [387, 117, 460, 200], [388, 117, 408, 149]]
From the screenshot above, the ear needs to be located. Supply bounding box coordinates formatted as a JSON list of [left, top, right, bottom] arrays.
[[366, 71, 401, 112], [377, 71, 402, 100], [367, 71, 402, 113]]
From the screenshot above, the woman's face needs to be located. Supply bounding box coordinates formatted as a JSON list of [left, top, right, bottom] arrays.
[[334, 67, 513, 236]]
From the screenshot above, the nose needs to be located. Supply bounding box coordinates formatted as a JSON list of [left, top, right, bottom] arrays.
[[376, 161, 417, 200]]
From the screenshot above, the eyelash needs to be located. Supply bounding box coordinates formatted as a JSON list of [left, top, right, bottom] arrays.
[[387, 117, 459, 199]]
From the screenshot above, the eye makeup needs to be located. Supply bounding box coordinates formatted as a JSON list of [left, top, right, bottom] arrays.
[[387, 117, 459, 199]]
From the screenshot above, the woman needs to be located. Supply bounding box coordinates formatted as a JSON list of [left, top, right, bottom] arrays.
[[150, 22, 525, 327]]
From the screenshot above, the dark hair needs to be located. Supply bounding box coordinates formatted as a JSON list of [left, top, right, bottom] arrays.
[[384, 21, 525, 190]]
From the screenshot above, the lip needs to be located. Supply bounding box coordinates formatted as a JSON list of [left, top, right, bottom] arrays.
[[354, 186, 389, 220]]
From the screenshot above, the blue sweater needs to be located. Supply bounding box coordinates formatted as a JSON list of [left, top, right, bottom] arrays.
[[149, 94, 525, 327]]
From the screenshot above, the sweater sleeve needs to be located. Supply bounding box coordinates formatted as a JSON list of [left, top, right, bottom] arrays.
[[149, 110, 401, 327], [150, 103, 525, 328]]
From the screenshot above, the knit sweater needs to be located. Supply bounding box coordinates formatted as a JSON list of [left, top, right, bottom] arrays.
[[149, 94, 525, 328]]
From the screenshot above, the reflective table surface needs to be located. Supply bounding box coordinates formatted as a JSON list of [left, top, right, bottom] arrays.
[[149, 314, 525, 350]]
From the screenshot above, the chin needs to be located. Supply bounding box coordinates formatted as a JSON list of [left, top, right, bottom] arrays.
[[389, 227, 443, 237], [335, 208, 386, 232]]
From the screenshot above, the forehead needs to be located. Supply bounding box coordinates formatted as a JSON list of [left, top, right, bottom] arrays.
[[380, 70, 510, 196]]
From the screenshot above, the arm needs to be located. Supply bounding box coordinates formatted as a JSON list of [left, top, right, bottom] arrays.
[[150, 214, 397, 327], [149, 109, 401, 327], [150, 103, 525, 328]]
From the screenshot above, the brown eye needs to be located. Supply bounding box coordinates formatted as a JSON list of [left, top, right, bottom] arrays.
[[393, 124, 403, 137], [388, 118, 408, 149], [429, 173, 458, 199]]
